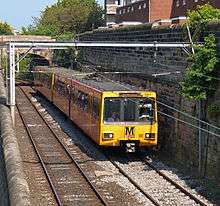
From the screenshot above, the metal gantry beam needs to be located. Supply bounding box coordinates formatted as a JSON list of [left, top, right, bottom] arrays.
[[4, 40, 192, 123], [8, 43, 16, 124], [8, 41, 191, 49]]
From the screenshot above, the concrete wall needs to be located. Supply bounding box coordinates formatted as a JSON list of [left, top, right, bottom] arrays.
[[0, 70, 31, 206], [79, 22, 220, 180], [0, 131, 9, 206]]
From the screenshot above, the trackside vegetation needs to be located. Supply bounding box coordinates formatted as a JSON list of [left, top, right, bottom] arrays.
[[181, 4, 220, 100], [21, 0, 104, 39], [0, 21, 13, 35]]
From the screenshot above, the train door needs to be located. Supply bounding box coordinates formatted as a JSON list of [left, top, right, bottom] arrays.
[[90, 95, 101, 144]]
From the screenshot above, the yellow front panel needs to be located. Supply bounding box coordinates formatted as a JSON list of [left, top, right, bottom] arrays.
[[99, 91, 158, 147], [100, 124, 158, 146]]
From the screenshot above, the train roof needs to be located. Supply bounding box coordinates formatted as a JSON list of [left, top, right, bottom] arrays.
[[35, 66, 147, 92]]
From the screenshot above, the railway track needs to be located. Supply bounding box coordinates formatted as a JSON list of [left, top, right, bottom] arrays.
[[106, 152, 210, 206], [17, 85, 212, 206], [139, 152, 208, 206], [16, 86, 107, 206]]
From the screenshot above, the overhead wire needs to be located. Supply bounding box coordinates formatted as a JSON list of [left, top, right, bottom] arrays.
[[77, 62, 220, 138], [79, 61, 220, 130], [26, 51, 220, 134]]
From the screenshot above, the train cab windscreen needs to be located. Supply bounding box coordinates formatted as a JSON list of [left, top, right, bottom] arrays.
[[104, 97, 155, 124]]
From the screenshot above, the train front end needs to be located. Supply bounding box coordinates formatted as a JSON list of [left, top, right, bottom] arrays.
[[100, 91, 158, 152]]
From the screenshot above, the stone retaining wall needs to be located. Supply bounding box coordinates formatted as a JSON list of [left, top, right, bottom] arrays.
[[0, 70, 30, 206], [79, 24, 188, 82], [79, 22, 220, 181]]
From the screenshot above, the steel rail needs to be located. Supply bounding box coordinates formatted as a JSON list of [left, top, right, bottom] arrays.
[[20, 85, 207, 206], [19, 86, 108, 206], [106, 154, 161, 206], [138, 152, 208, 206], [16, 95, 63, 206], [20, 85, 161, 206]]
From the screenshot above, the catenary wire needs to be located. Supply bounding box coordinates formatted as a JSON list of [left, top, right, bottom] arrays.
[[23, 56, 220, 133], [77, 61, 220, 132], [76, 63, 220, 138]]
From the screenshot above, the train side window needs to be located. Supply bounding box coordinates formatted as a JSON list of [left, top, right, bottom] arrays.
[[55, 79, 66, 96], [42, 74, 51, 89], [76, 91, 81, 107], [82, 93, 89, 111], [77, 91, 89, 112], [92, 97, 100, 118], [138, 99, 155, 123], [71, 87, 77, 103]]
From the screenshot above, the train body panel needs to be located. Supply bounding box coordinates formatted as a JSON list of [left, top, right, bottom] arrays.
[[34, 72, 53, 101], [99, 91, 158, 147], [33, 66, 158, 151], [53, 75, 71, 116]]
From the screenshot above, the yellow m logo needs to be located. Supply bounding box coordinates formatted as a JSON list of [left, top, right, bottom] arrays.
[[125, 127, 135, 136]]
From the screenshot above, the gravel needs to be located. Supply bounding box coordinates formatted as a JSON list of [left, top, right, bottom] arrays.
[[25, 86, 154, 206], [23, 86, 218, 206]]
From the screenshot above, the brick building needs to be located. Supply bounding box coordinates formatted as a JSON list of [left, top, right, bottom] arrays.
[[105, 0, 122, 25], [114, 0, 220, 25], [172, 0, 220, 18]]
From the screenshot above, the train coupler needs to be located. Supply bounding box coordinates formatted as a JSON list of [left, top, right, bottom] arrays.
[[125, 142, 136, 153]]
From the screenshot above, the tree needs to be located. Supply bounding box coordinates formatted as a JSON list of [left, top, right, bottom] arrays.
[[182, 4, 220, 175], [181, 34, 219, 100], [182, 4, 220, 100], [21, 0, 104, 67], [22, 0, 104, 38], [0, 21, 13, 35], [187, 4, 220, 29]]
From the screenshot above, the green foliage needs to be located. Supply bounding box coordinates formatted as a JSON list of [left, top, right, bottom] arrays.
[[181, 34, 219, 100], [208, 103, 220, 118], [181, 4, 220, 100], [22, 0, 104, 38], [52, 32, 77, 67], [1, 56, 8, 73], [187, 4, 220, 41], [0, 21, 13, 35], [21, 0, 103, 68], [187, 4, 220, 29], [19, 56, 32, 72]]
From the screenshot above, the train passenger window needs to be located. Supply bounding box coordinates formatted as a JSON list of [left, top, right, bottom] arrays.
[[56, 80, 66, 96], [92, 98, 100, 118], [104, 97, 155, 124], [138, 99, 155, 123], [71, 88, 77, 102], [77, 91, 89, 112], [124, 98, 136, 121], [104, 98, 120, 122], [42, 73, 51, 88]]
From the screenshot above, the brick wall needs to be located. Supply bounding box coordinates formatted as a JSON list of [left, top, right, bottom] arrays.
[[79, 22, 220, 181], [116, 0, 149, 23], [150, 0, 173, 22], [171, 0, 220, 18], [116, 0, 173, 23]]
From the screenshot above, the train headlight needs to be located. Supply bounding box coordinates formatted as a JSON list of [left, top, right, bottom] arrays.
[[104, 133, 114, 139], [145, 133, 155, 139]]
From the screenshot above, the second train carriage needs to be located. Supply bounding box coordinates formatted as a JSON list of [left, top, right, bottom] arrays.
[[33, 67, 158, 152]]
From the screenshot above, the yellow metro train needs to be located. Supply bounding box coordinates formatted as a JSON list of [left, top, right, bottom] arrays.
[[33, 66, 158, 152]]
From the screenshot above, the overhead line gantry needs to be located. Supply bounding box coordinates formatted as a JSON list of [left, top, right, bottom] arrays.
[[0, 40, 192, 123]]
